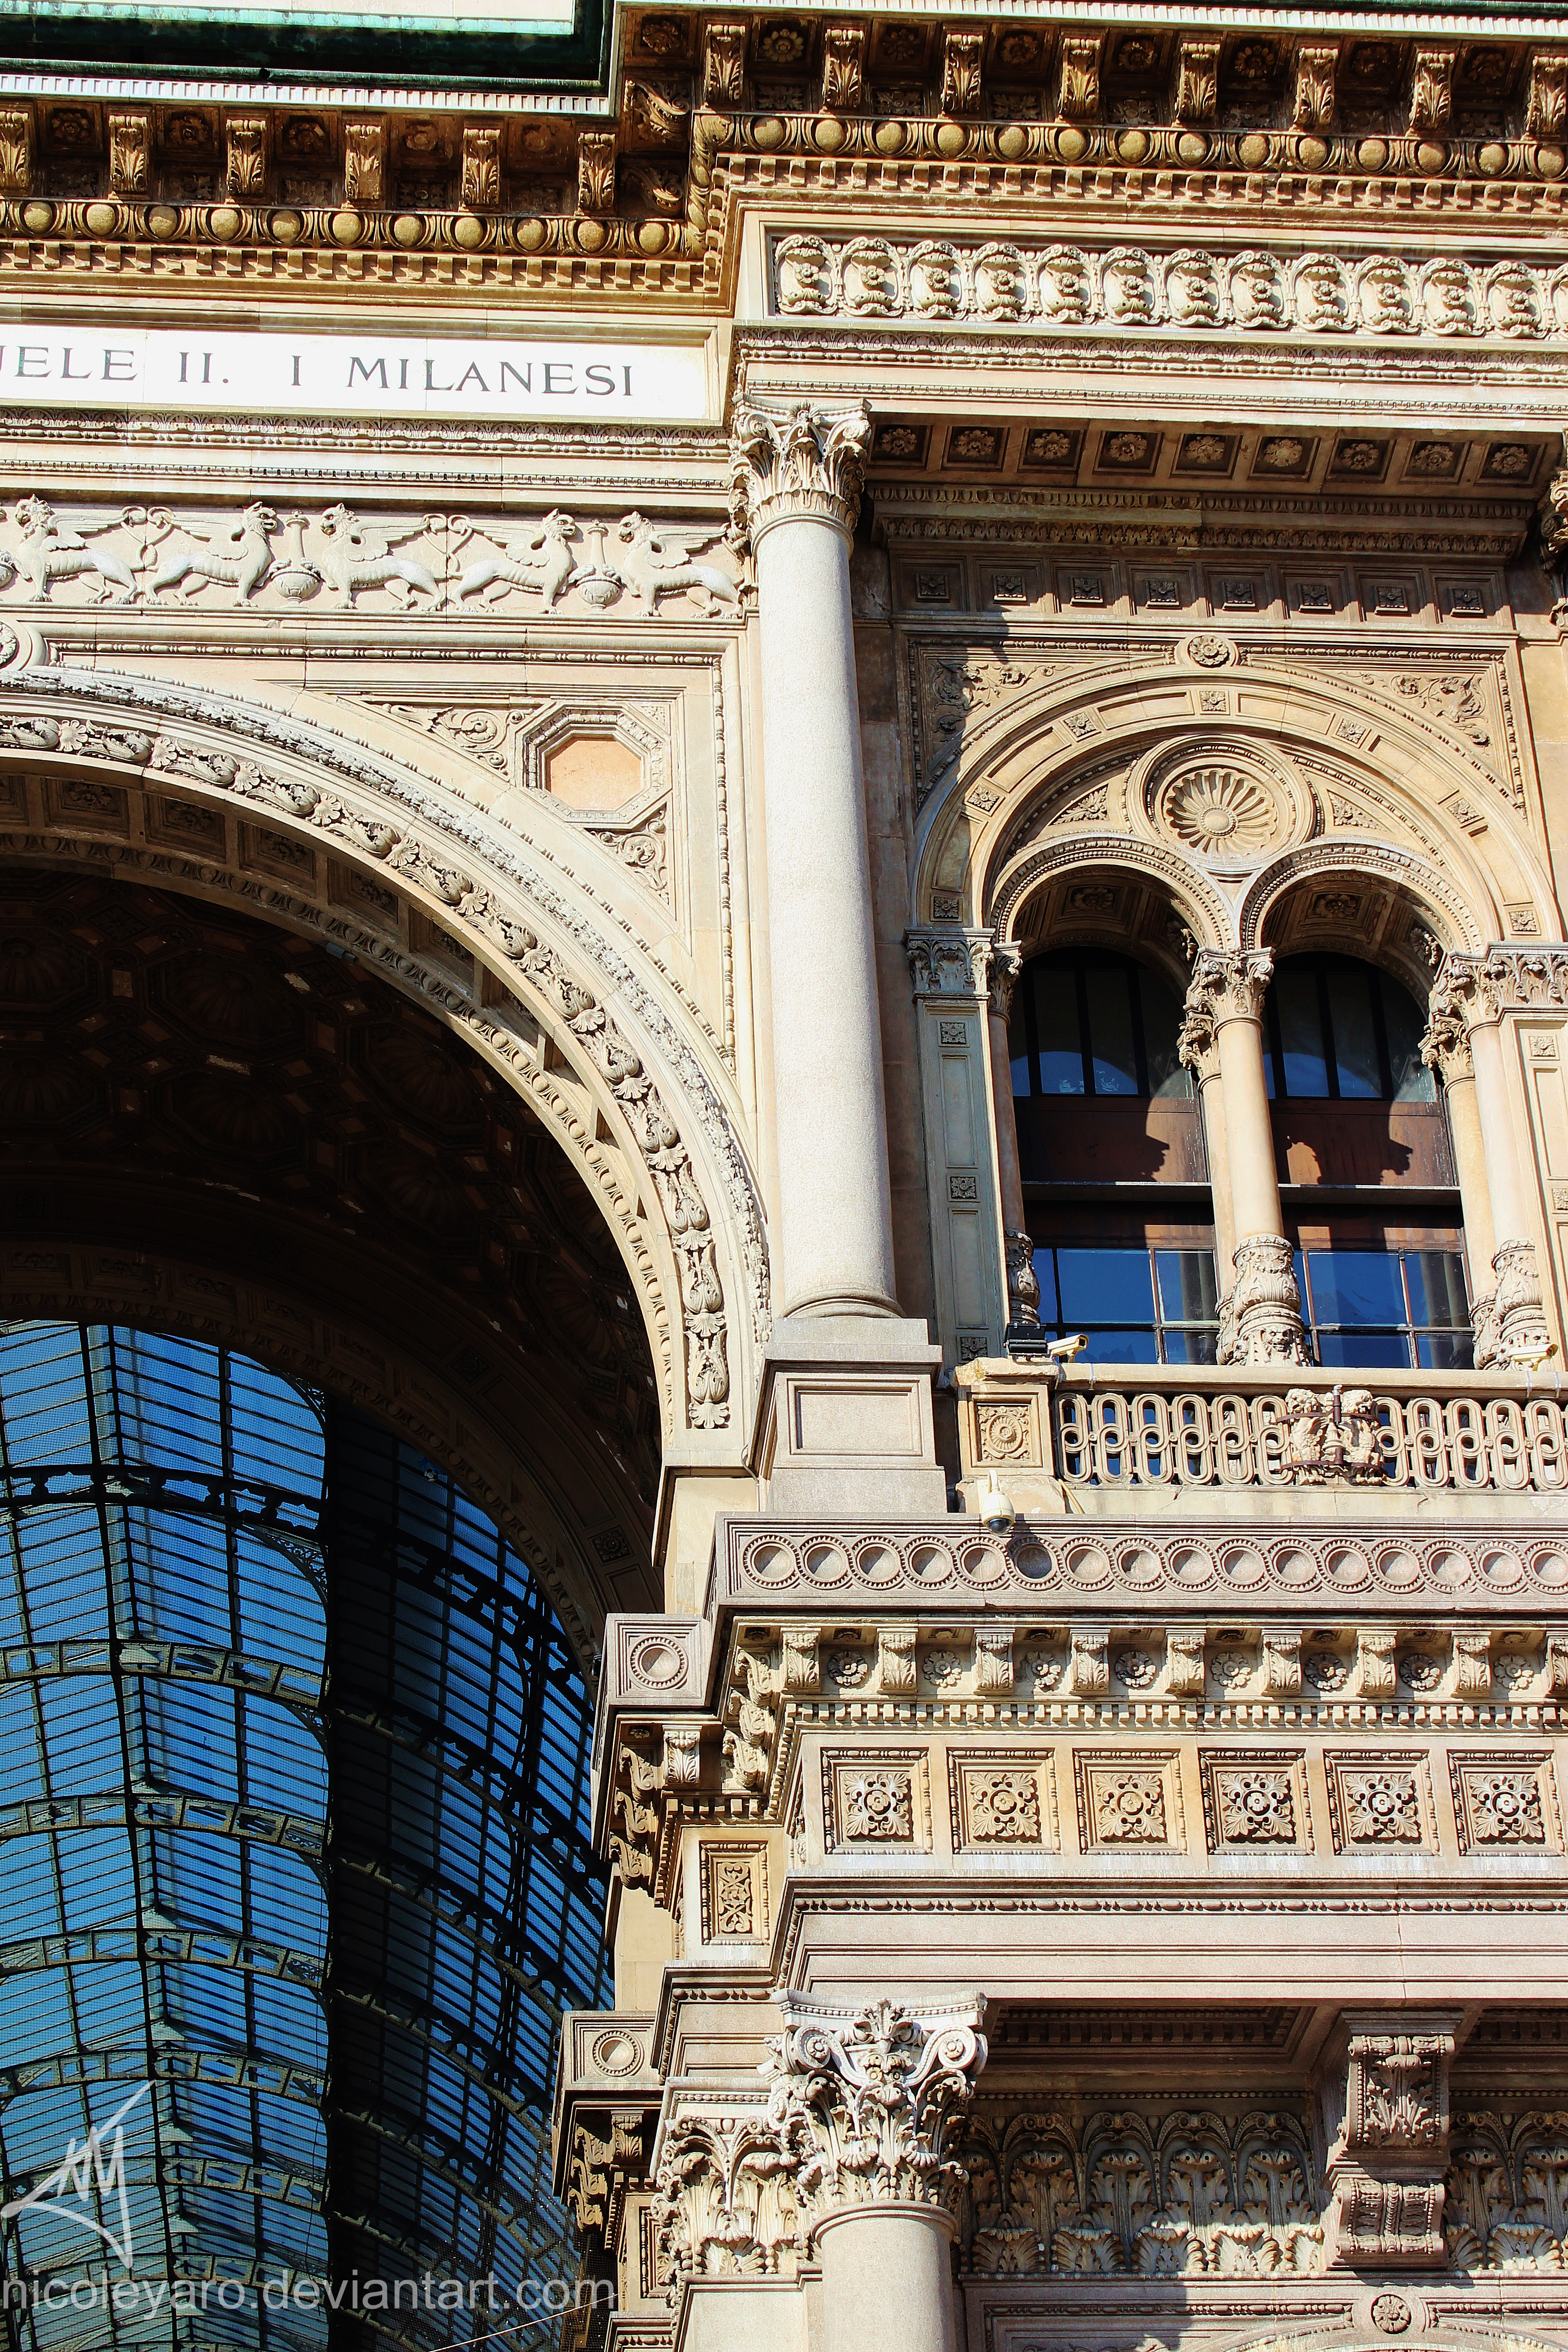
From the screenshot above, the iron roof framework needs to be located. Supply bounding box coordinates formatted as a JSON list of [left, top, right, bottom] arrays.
[[0, 1323, 610, 2352]]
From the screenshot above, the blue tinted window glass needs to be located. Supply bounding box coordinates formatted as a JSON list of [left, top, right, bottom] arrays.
[[1318, 1329, 1409, 1369], [1306, 1251, 1404, 1325], [1404, 1250, 1468, 1327], [1055, 1249, 1156, 1325], [1085, 965, 1138, 1096], [1140, 969, 1191, 1100], [1009, 995, 1032, 1099], [1384, 978, 1436, 1102], [1418, 1331, 1475, 1371], [1276, 969, 1328, 1097], [1163, 1329, 1220, 1366], [1155, 1250, 1218, 1323], [1327, 964, 1381, 1098], [1033, 965, 1084, 1095], [1033, 1248, 1059, 1325], [1083, 1327, 1161, 1366]]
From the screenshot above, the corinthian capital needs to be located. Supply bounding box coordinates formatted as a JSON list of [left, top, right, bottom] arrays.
[[1185, 946, 1274, 1029], [761, 1995, 987, 2230], [1419, 1002, 1472, 1083], [729, 402, 872, 546]]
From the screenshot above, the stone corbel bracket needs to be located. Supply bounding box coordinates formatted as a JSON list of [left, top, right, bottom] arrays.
[[1313, 2007, 1464, 2268], [549, 2009, 661, 2253]]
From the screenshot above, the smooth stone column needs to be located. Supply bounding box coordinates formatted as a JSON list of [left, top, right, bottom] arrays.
[[818, 2204, 958, 2352], [1183, 949, 1308, 1366], [984, 944, 1040, 1331], [1435, 958, 1553, 1367], [731, 402, 898, 1320], [1421, 1001, 1499, 1367], [1178, 979, 1238, 1360]]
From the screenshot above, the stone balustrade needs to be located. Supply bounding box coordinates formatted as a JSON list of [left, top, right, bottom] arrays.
[[955, 1359, 1568, 1514]]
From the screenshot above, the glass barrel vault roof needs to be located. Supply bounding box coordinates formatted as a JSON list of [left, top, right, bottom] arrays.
[[0, 1322, 609, 2352]]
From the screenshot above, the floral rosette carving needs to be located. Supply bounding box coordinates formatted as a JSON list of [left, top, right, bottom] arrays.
[[760, 1997, 988, 2232]]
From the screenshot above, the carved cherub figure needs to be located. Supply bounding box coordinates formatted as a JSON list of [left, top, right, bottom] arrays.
[[456, 511, 578, 606], [316, 505, 440, 605], [0, 496, 137, 601], [149, 503, 278, 601], [612, 514, 740, 617]]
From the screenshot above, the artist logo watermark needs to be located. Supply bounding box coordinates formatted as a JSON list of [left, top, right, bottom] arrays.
[[1, 2083, 612, 2327]]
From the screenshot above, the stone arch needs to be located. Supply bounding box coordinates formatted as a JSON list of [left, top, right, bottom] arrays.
[[914, 639, 1560, 949], [1240, 839, 1487, 968], [987, 833, 1233, 958], [0, 652, 769, 1456]]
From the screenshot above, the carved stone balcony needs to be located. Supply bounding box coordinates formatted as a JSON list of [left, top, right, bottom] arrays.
[[955, 1357, 1568, 1521]]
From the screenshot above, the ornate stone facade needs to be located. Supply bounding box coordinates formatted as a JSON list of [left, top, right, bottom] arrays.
[[11, 6, 1568, 2352]]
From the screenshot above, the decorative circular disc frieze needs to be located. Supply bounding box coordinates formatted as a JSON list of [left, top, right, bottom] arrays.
[[625, 1632, 690, 1688], [590, 2028, 645, 2077]]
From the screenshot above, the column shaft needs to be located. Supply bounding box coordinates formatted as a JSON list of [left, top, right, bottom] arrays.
[[1184, 950, 1307, 1366], [1467, 1012, 1551, 1363], [819, 2206, 958, 2352], [985, 949, 1039, 1329], [1420, 1001, 1499, 1366], [739, 406, 899, 1319]]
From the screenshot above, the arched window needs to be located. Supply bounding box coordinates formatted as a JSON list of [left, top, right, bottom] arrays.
[[1009, 948, 1192, 1102], [1009, 947, 1216, 1362], [1263, 953, 1435, 1103]]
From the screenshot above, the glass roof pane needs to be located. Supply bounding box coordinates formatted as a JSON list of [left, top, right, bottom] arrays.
[[0, 1323, 607, 2351]]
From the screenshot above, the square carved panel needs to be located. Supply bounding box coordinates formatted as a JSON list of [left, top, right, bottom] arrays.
[[1073, 1748, 1185, 1853], [822, 1747, 930, 1853], [1449, 1751, 1562, 1856], [1200, 1749, 1313, 1853], [1324, 1749, 1437, 1855], [949, 1748, 1058, 1853], [698, 1838, 769, 1941]]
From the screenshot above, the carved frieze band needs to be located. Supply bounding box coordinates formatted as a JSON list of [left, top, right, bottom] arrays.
[[716, 1521, 1568, 1614], [0, 496, 748, 619], [773, 231, 1568, 343]]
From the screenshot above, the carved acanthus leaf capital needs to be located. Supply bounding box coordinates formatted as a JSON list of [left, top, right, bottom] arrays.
[[906, 926, 993, 1000], [986, 941, 1022, 1024], [729, 402, 872, 547], [1419, 1004, 1473, 1083], [762, 1995, 988, 2229], [1185, 946, 1274, 1030]]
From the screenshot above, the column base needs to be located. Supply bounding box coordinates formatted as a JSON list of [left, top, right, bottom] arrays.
[[1230, 1234, 1310, 1367], [1493, 1239, 1555, 1368], [753, 1315, 949, 1516]]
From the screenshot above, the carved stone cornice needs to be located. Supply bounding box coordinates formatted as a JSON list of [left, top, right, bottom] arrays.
[[1185, 947, 1274, 1030], [728, 402, 871, 547]]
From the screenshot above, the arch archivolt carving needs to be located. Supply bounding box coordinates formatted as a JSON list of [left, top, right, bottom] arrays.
[[0, 651, 769, 1452], [987, 832, 1232, 956], [913, 642, 1558, 954], [1240, 840, 1487, 961]]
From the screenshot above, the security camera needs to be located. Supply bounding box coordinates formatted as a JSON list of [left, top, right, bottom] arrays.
[[1047, 1333, 1088, 1363], [975, 1469, 1016, 1539]]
